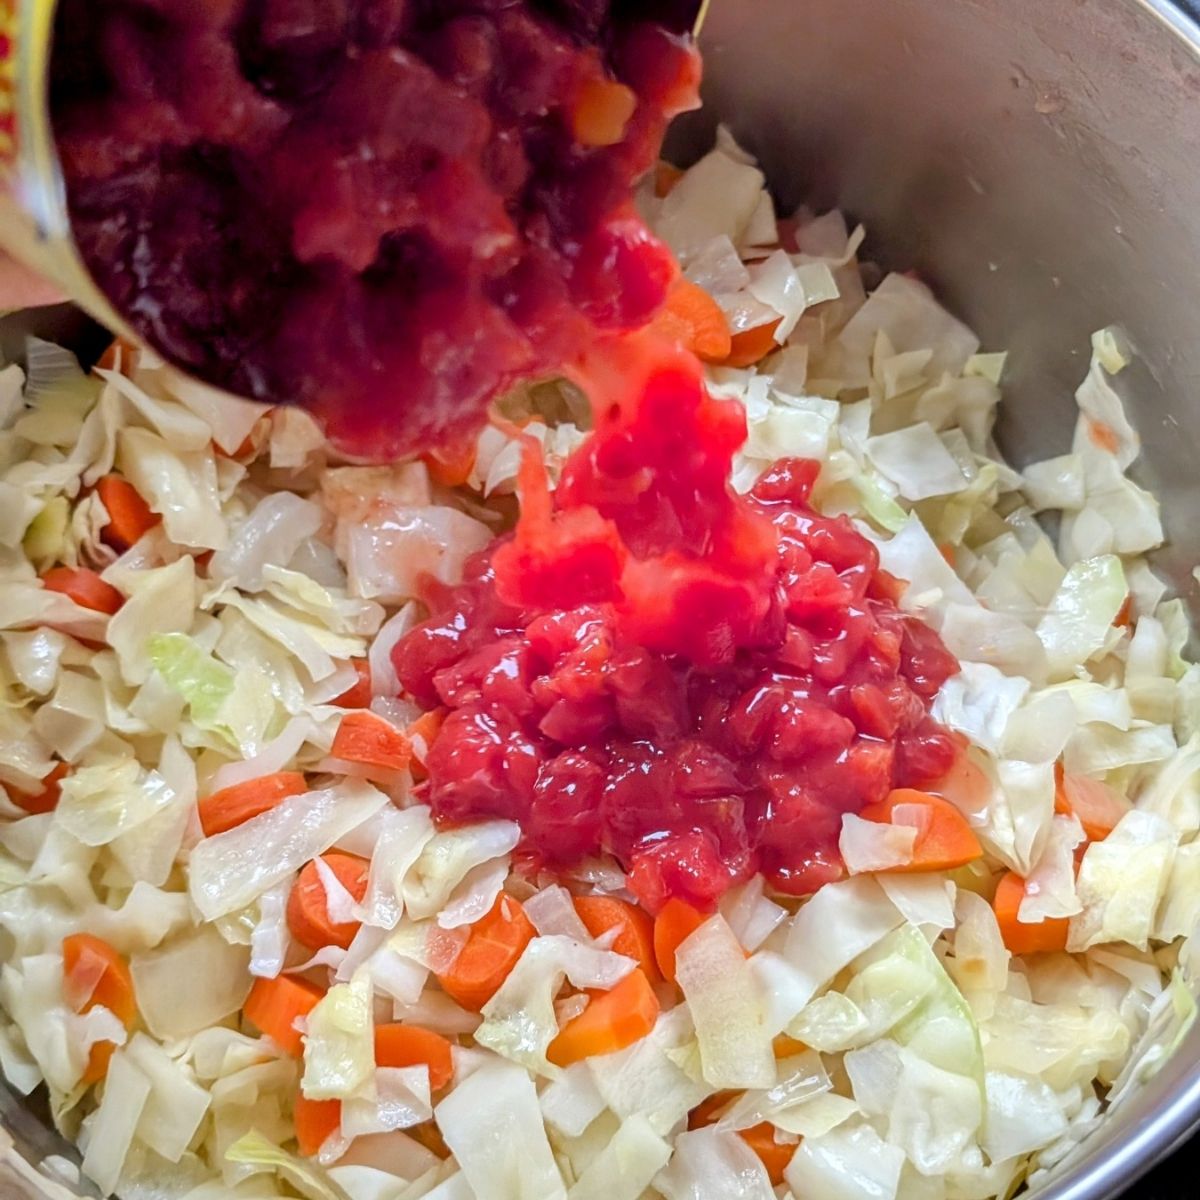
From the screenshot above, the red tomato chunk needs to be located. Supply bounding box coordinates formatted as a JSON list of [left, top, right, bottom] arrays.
[[49, 0, 701, 459], [393, 341, 960, 909]]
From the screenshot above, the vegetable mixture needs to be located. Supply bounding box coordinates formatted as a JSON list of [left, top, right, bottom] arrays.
[[0, 134, 1196, 1200]]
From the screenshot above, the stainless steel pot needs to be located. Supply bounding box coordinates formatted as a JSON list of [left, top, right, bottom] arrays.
[[1, 0, 1198, 1197]]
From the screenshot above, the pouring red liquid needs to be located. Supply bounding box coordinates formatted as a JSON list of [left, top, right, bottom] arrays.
[[51, 0, 961, 904]]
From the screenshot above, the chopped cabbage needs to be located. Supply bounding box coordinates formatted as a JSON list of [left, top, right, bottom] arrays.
[[675, 916, 774, 1089]]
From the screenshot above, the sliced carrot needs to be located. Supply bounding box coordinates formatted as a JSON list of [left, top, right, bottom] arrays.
[[547, 968, 659, 1067], [740, 1123, 797, 1186], [244, 975, 325, 1057], [573, 895, 660, 983], [436, 894, 535, 1012], [410, 1121, 451, 1160], [287, 853, 371, 952], [858, 788, 984, 873], [1054, 764, 1127, 843], [649, 278, 732, 364], [688, 1090, 796, 1181], [724, 319, 782, 368], [1113, 594, 1134, 630], [423, 442, 477, 489], [570, 76, 638, 147], [10, 762, 69, 816], [992, 870, 1070, 955], [294, 1093, 342, 1158], [331, 660, 372, 708], [938, 543, 958, 569], [41, 566, 124, 615], [374, 1024, 454, 1091], [688, 1090, 738, 1129], [95, 336, 136, 373], [95, 475, 160, 552], [330, 710, 413, 772], [653, 897, 708, 984], [772, 1034, 808, 1058], [654, 161, 685, 198], [62, 934, 137, 1084], [197, 771, 308, 838], [407, 708, 446, 784]]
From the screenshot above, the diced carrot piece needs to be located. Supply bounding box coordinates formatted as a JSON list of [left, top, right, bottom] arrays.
[[547, 968, 659, 1066], [95, 336, 136, 372], [938, 543, 957, 569], [436, 894, 535, 1011], [649, 278, 732, 364], [688, 1091, 738, 1129], [330, 710, 413, 772], [95, 475, 160, 552], [573, 895, 660, 983], [992, 871, 1070, 955], [654, 162, 685, 198], [62, 933, 137, 1084], [858, 788, 984, 872], [374, 1024, 454, 1091], [653, 897, 708, 984], [410, 1121, 451, 1160], [740, 1123, 797, 1186], [423, 443, 477, 489], [570, 76, 638, 147], [772, 1034, 808, 1058], [1113, 594, 1133, 629], [407, 708, 446, 784], [724, 319, 782, 368], [41, 566, 124, 615], [244, 975, 325, 1057], [10, 762, 69, 815], [197, 771, 308, 838], [287, 853, 371, 952], [331, 660, 372, 708], [294, 1093, 342, 1158], [1054, 763, 1127, 842]]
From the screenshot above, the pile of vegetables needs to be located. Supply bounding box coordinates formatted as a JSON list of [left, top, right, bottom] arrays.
[[0, 132, 1195, 1200]]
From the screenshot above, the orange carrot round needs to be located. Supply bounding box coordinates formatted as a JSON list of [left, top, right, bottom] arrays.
[[436, 894, 535, 1012], [650, 278, 732, 363], [95, 475, 160, 552], [992, 871, 1070, 955], [547, 968, 659, 1067], [11, 762, 69, 816], [294, 1093, 342, 1157], [244, 975, 325, 1058], [330, 710, 413, 772], [423, 442, 477, 489], [330, 660, 372, 708], [724, 319, 783, 367], [62, 933, 137, 1084], [653, 897, 708, 984], [654, 162, 685, 198], [1054, 764, 1126, 843], [573, 895, 660, 983], [857, 788, 984, 873], [41, 567, 124, 615], [739, 1123, 797, 1186], [374, 1024, 454, 1091], [198, 771, 309, 838], [287, 853, 371, 952]]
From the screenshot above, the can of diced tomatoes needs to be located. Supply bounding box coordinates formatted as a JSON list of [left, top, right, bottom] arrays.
[[0, 0, 130, 331]]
